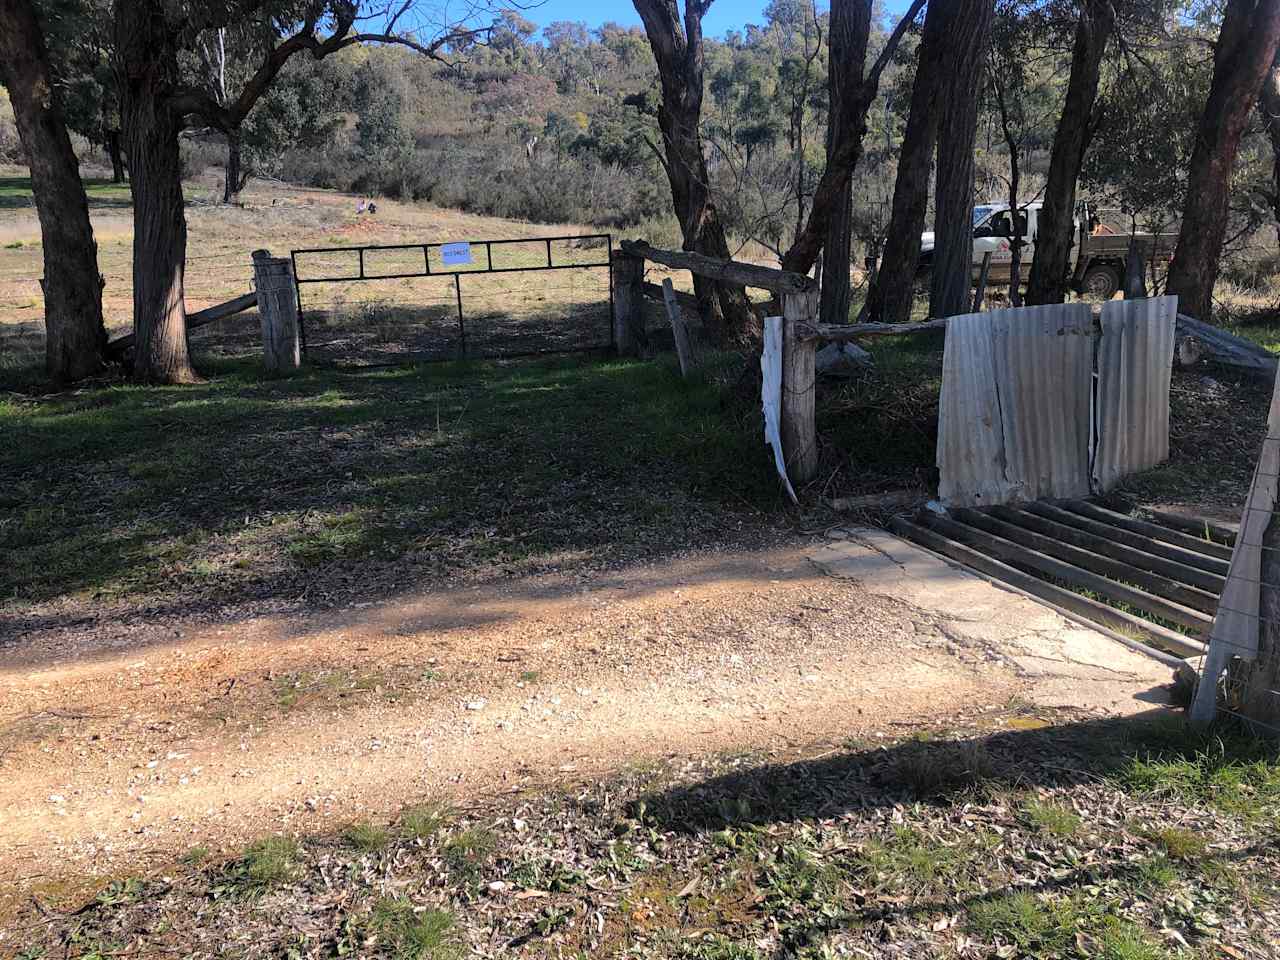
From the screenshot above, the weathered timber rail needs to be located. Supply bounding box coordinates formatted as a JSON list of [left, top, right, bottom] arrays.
[[612, 240, 821, 485], [106, 248, 303, 374], [107, 292, 258, 354]]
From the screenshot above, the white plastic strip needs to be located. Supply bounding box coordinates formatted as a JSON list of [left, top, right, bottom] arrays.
[[761, 316, 798, 504]]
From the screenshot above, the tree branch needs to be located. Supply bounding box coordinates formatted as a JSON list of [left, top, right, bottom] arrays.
[[861, 0, 927, 99]]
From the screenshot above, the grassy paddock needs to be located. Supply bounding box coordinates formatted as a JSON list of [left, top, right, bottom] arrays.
[[0, 355, 780, 625], [16, 709, 1280, 958]]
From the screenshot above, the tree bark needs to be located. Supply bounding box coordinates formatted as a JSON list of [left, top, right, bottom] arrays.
[[115, 0, 200, 384], [993, 67, 1024, 306], [818, 0, 868, 326], [1025, 0, 1114, 306], [1264, 57, 1280, 248], [1167, 0, 1280, 320], [781, 0, 874, 279], [223, 130, 243, 204], [106, 129, 126, 183], [782, 0, 929, 278], [0, 0, 108, 382], [929, 0, 995, 319], [864, 0, 948, 324], [633, 0, 756, 343]]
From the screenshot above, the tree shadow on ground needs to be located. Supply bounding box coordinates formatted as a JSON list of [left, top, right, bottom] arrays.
[[638, 706, 1238, 834], [0, 176, 133, 210], [634, 708, 1279, 954], [0, 352, 780, 656]]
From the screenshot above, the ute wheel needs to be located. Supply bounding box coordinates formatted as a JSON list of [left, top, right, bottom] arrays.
[[1081, 264, 1121, 300]]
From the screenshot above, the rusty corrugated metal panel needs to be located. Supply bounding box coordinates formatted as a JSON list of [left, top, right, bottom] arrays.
[[990, 304, 1094, 502], [1093, 296, 1177, 492], [938, 305, 1092, 507], [937, 312, 1014, 507]]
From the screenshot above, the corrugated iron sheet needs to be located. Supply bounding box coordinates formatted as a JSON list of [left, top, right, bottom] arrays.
[[1093, 296, 1177, 491], [991, 303, 1094, 502], [938, 304, 1093, 508], [937, 312, 1012, 507]]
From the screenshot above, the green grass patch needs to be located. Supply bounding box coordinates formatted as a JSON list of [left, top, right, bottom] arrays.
[[218, 835, 301, 896], [1, 356, 776, 609], [968, 891, 1080, 955], [343, 820, 390, 853], [368, 897, 459, 960], [967, 892, 1167, 958], [1131, 855, 1178, 894], [442, 827, 497, 881], [400, 803, 451, 841], [859, 826, 961, 893], [1118, 725, 1280, 819], [1020, 798, 1082, 838], [0, 175, 132, 209], [1146, 826, 1208, 862]]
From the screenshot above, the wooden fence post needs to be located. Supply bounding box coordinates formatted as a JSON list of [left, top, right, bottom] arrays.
[[781, 288, 820, 484], [252, 249, 301, 373], [662, 277, 694, 377], [1124, 236, 1149, 299], [972, 251, 992, 312], [611, 251, 644, 357]]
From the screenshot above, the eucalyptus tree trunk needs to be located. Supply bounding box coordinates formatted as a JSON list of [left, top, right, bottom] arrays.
[[106, 129, 126, 183], [864, 0, 948, 324], [929, 0, 995, 319], [1167, 0, 1280, 320], [116, 0, 200, 383], [1024, 0, 1114, 306], [818, 0, 868, 325], [633, 0, 756, 343], [993, 72, 1024, 307], [223, 131, 243, 204], [1259, 57, 1280, 248], [0, 0, 108, 382], [1264, 58, 1280, 248]]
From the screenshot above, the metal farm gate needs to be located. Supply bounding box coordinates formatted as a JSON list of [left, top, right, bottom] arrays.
[[289, 234, 614, 365]]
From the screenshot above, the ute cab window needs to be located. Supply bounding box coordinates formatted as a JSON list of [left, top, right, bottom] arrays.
[[979, 210, 1027, 239]]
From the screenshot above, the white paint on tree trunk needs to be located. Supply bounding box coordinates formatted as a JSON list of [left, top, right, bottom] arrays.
[[761, 316, 798, 504]]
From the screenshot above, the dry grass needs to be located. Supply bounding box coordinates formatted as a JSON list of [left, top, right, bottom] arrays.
[[0, 168, 628, 379]]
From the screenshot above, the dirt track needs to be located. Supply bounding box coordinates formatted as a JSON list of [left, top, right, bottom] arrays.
[[0, 539, 1171, 922]]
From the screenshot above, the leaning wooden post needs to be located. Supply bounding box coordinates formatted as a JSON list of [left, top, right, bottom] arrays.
[[1123, 236, 1149, 299], [780, 288, 820, 485], [662, 277, 694, 377], [611, 250, 644, 357], [971, 251, 992, 312], [252, 249, 301, 373]]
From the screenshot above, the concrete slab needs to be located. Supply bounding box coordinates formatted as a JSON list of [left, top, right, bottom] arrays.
[[810, 527, 1173, 714]]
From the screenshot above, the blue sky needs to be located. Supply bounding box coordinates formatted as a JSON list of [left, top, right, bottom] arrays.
[[519, 0, 916, 39]]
